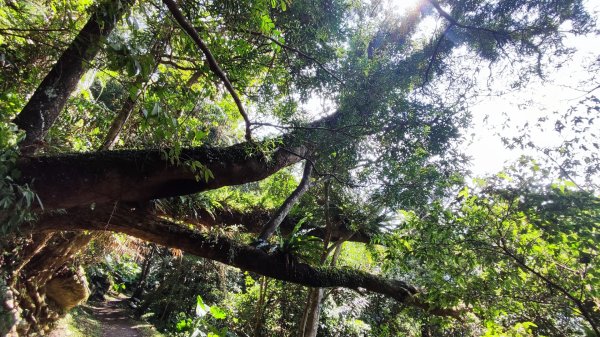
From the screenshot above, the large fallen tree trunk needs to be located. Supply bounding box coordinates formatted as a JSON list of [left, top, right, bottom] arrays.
[[29, 206, 462, 319], [16, 142, 307, 209]]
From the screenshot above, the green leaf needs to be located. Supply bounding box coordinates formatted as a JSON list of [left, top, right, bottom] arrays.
[[195, 295, 208, 317], [209, 305, 226, 319], [458, 186, 469, 199]]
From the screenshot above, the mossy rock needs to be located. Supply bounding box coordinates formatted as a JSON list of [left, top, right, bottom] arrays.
[[45, 267, 89, 311]]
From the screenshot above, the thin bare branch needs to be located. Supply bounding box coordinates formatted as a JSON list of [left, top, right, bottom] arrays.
[[251, 122, 359, 139], [428, 0, 509, 37], [162, 0, 252, 141], [280, 147, 357, 187], [241, 29, 345, 85], [0, 27, 69, 32], [423, 24, 454, 85]]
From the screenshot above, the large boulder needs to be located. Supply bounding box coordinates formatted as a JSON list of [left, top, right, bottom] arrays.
[[45, 267, 89, 312]]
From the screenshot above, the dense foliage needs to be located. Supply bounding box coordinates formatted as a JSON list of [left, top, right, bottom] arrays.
[[1, 0, 599, 336]]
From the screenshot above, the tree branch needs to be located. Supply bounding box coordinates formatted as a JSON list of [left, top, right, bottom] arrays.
[[162, 0, 252, 141], [427, 0, 513, 56], [30, 205, 463, 319], [16, 141, 307, 210], [427, 0, 509, 37], [251, 122, 359, 139], [257, 161, 314, 241], [279, 147, 355, 187], [497, 241, 600, 334], [240, 30, 344, 85], [423, 24, 453, 85], [0, 28, 69, 32]]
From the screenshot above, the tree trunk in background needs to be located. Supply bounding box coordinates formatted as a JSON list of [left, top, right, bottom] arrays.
[[9, 19, 173, 334], [300, 288, 324, 337], [9, 233, 52, 287], [299, 238, 344, 337], [23, 233, 93, 285], [132, 245, 155, 300], [13, 0, 134, 154], [100, 96, 138, 150], [100, 31, 169, 150], [257, 161, 313, 241], [253, 277, 268, 336]]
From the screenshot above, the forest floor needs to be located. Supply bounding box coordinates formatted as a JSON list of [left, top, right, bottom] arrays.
[[49, 295, 164, 337]]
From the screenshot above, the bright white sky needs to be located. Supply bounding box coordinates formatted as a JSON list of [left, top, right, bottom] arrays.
[[383, 0, 600, 179], [467, 30, 600, 177]]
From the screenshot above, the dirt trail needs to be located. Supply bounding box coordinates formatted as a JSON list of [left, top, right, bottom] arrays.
[[90, 297, 143, 337], [48, 298, 149, 337], [48, 296, 160, 337]]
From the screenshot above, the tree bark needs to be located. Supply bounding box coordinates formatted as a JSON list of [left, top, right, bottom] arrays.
[[132, 245, 155, 300], [299, 235, 344, 337], [13, 0, 134, 154], [301, 288, 324, 337], [11, 232, 93, 335], [22, 232, 93, 284], [258, 161, 313, 241], [299, 183, 332, 337], [10, 3, 147, 318], [252, 277, 269, 336], [100, 96, 138, 150], [29, 205, 463, 319], [16, 142, 307, 209]]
